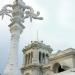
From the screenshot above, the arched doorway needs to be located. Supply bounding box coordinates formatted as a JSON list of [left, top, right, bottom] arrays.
[[53, 63, 65, 73]]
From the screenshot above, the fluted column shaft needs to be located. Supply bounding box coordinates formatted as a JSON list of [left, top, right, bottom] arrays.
[[4, 23, 25, 75]]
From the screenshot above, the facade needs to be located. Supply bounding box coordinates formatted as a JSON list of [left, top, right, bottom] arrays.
[[21, 41, 75, 75]]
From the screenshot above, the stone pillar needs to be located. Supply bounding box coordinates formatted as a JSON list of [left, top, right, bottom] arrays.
[[4, 23, 25, 75], [32, 49, 39, 64], [27, 54, 28, 65], [30, 53, 31, 64], [45, 57, 48, 64]]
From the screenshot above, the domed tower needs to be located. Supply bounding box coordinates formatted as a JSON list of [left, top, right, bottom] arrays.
[[21, 41, 53, 75]]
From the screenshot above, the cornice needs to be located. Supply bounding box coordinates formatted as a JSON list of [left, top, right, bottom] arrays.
[[42, 65, 51, 70], [22, 41, 53, 53], [21, 63, 41, 70], [50, 48, 75, 61]]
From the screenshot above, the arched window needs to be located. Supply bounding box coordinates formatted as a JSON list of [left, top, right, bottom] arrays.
[[39, 52, 41, 63], [43, 53, 45, 58], [46, 54, 49, 57], [53, 63, 65, 73]]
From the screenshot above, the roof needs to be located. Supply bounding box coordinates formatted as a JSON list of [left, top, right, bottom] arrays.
[[50, 48, 75, 60], [22, 41, 53, 53]]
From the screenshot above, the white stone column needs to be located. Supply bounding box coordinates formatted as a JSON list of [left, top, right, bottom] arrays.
[[32, 49, 39, 64], [4, 23, 25, 75], [0, 0, 43, 75]]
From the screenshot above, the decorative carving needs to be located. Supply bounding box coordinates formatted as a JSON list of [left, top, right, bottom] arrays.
[[0, 4, 13, 19], [24, 10, 43, 22], [23, 41, 53, 53], [0, 0, 43, 23]]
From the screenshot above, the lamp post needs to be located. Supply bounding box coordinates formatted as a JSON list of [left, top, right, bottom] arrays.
[[0, 0, 43, 75]]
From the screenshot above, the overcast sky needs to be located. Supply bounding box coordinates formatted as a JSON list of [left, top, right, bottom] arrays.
[[0, 0, 75, 74]]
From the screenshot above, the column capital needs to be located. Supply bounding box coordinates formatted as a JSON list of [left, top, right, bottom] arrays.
[[8, 22, 25, 33]]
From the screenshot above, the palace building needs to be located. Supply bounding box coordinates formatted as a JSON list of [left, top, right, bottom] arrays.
[[21, 41, 75, 75]]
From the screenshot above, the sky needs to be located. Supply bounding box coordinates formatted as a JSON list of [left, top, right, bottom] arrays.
[[0, 0, 75, 74]]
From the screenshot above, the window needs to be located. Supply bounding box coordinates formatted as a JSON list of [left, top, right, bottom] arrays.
[[39, 52, 41, 63], [43, 53, 45, 58], [42, 53, 45, 63], [46, 54, 49, 57]]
